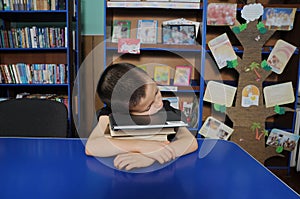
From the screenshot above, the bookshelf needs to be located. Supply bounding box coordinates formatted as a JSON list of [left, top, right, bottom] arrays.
[[104, 0, 203, 135], [0, 0, 81, 137]]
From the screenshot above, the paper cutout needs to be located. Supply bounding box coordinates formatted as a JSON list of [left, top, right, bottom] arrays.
[[118, 38, 140, 54], [256, 22, 267, 34], [241, 3, 264, 22], [199, 116, 234, 140], [262, 8, 296, 31], [266, 128, 300, 151], [227, 59, 238, 68], [241, 85, 259, 107], [261, 60, 272, 71], [207, 3, 237, 26], [203, 81, 237, 107], [263, 81, 295, 108], [267, 39, 296, 74], [213, 104, 226, 113], [274, 105, 285, 115], [208, 33, 237, 69]]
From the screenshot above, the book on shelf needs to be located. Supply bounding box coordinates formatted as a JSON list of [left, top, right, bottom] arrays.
[[162, 18, 200, 37], [0, 26, 66, 49], [173, 65, 192, 86], [0, 63, 67, 84], [1, 0, 66, 11], [154, 65, 171, 85], [162, 24, 196, 45], [109, 110, 188, 131], [137, 19, 158, 44], [111, 20, 131, 43]]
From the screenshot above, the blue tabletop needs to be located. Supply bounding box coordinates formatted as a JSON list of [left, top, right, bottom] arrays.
[[0, 137, 298, 199]]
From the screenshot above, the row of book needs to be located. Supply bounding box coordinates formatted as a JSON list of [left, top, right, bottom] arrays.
[[109, 0, 200, 2], [0, 63, 68, 84], [112, 18, 200, 45], [0, 26, 67, 49], [0, 0, 66, 11], [16, 92, 69, 110], [138, 64, 193, 87]]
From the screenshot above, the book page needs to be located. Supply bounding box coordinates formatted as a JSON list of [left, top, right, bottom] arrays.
[[263, 81, 295, 108], [199, 116, 234, 140], [267, 39, 296, 74], [203, 81, 237, 107], [208, 33, 237, 69]]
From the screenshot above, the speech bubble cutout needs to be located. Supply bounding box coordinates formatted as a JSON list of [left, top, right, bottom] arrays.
[[241, 3, 264, 22]]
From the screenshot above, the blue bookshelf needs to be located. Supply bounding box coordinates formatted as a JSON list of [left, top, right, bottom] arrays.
[[0, 0, 81, 137]]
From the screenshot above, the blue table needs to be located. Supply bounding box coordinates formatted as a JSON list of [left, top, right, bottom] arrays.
[[0, 138, 298, 199]]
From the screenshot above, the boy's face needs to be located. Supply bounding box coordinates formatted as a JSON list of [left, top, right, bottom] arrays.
[[130, 83, 163, 116]]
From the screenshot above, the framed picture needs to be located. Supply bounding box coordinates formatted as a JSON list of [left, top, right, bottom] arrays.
[[154, 66, 171, 85], [173, 65, 192, 86], [162, 24, 196, 45]]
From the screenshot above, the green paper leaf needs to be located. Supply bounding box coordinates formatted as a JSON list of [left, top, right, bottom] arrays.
[[219, 105, 226, 113], [257, 22, 265, 29], [213, 104, 220, 111], [274, 105, 285, 115], [232, 26, 240, 34], [227, 59, 238, 68], [259, 27, 267, 34], [213, 104, 226, 113], [276, 146, 283, 153], [240, 23, 247, 31], [261, 60, 272, 71]]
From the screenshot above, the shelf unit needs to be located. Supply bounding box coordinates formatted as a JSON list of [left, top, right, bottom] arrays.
[[104, 0, 203, 134], [104, 0, 300, 169], [0, 0, 81, 137]]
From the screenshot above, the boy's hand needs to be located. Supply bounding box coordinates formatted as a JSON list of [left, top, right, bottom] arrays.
[[114, 153, 155, 170], [136, 141, 176, 164]]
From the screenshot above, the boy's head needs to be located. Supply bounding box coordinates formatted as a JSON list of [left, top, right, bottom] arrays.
[[97, 63, 162, 114]]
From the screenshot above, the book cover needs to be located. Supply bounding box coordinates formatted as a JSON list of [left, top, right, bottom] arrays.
[[118, 38, 140, 54], [137, 19, 158, 44], [111, 20, 131, 43], [154, 65, 170, 85], [207, 3, 237, 26], [162, 24, 196, 45], [109, 126, 176, 137], [109, 109, 188, 131], [173, 65, 192, 86], [262, 7, 296, 31]]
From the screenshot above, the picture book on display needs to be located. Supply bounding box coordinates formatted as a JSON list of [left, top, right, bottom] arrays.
[[109, 109, 188, 131], [162, 24, 196, 45], [111, 20, 131, 43], [137, 19, 158, 44]]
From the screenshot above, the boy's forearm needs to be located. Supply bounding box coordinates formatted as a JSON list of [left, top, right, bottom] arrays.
[[86, 137, 142, 157], [168, 128, 198, 157]]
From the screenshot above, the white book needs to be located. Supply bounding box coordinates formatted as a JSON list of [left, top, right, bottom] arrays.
[[137, 19, 158, 44]]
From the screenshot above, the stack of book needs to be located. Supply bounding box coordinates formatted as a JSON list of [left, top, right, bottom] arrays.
[[106, 110, 188, 141]]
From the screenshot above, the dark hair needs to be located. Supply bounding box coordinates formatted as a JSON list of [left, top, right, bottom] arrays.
[[96, 63, 151, 111]]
